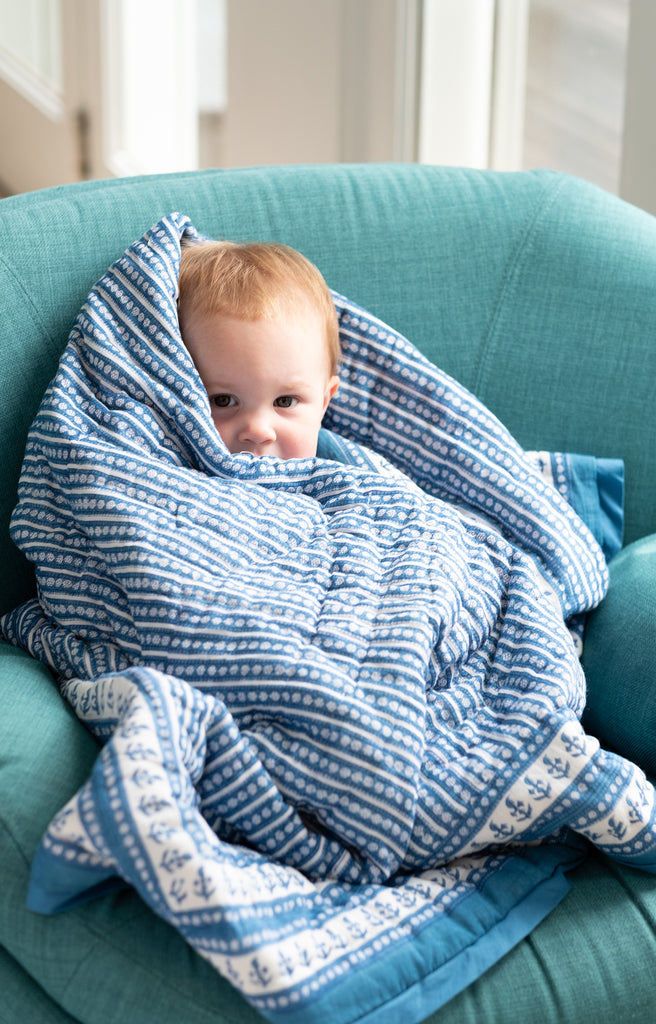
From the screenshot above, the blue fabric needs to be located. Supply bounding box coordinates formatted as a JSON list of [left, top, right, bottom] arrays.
[[525, 451, 624, 562], [319, 438, 625, 565], [316, 427, 354, 464], [2, 213, 655, 1024]]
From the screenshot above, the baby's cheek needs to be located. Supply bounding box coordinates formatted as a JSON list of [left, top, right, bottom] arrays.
[[211, 415, 230, 445]]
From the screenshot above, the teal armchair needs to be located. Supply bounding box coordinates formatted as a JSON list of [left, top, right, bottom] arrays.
[[1, 164, 654, 1023]]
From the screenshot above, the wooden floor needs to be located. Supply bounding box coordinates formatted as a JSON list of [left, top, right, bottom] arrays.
[[522, 0, 629, 193]]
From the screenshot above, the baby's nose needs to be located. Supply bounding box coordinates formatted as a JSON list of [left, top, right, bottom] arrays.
[[238, 410, 276, 444]]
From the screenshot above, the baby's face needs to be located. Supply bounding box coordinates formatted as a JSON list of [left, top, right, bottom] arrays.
[[182, 303, 339, 459]]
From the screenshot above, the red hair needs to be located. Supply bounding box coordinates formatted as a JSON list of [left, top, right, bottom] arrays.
[[178, 240, 340, 374]]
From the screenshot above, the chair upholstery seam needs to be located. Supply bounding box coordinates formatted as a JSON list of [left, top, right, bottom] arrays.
[[472, 171, 567, 400]]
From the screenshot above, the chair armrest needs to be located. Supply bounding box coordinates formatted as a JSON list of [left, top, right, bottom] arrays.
[[582, 534, 656, 775]]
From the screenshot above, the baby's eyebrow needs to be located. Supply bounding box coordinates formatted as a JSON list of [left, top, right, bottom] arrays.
[[201, 378, 234, 392]]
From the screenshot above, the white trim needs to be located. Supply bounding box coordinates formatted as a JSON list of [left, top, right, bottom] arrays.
[[417, 0, 496, 168], [0, 46, 64, 119], [197, 0, 227, 114], [0, 0, 64, 120], [100, 0, 198, 178], [489, 0, 529, 171], [620, 0, 656, 214], [339, 0, 413, 164], [392, 0, 422, 162]]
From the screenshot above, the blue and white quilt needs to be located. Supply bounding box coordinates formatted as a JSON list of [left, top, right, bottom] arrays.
[[2, 214, 655, 1024]]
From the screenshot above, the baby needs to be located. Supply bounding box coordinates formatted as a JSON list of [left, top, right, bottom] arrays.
[[178, 240, 340, 459]]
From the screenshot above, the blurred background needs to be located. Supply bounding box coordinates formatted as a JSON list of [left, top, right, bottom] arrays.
[[1, 0, 654, 213]]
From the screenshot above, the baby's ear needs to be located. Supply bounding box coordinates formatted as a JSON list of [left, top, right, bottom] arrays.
[[324, 375, 340, 409]]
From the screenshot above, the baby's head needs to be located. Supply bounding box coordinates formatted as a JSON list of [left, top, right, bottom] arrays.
[[178, 240, 340, 459]]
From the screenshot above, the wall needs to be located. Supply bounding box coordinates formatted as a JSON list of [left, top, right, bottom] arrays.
[[221, 0, 403, 167]]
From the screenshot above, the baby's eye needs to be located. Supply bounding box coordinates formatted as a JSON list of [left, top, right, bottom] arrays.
[[211, 394, 236, 408], [274, 395, 298, 409]]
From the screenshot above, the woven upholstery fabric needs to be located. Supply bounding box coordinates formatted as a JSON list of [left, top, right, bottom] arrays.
[[440, 848, 656, 1024], [1, 164, 655, 1024], [0, 945, 79, 1024], [583, 534, 656, 776]]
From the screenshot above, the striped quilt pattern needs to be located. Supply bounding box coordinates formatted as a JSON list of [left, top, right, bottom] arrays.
[[3, 214, 655, 1024]]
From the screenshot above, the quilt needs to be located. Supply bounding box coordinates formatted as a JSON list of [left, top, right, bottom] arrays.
[[2, 213, 655, 1024]]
